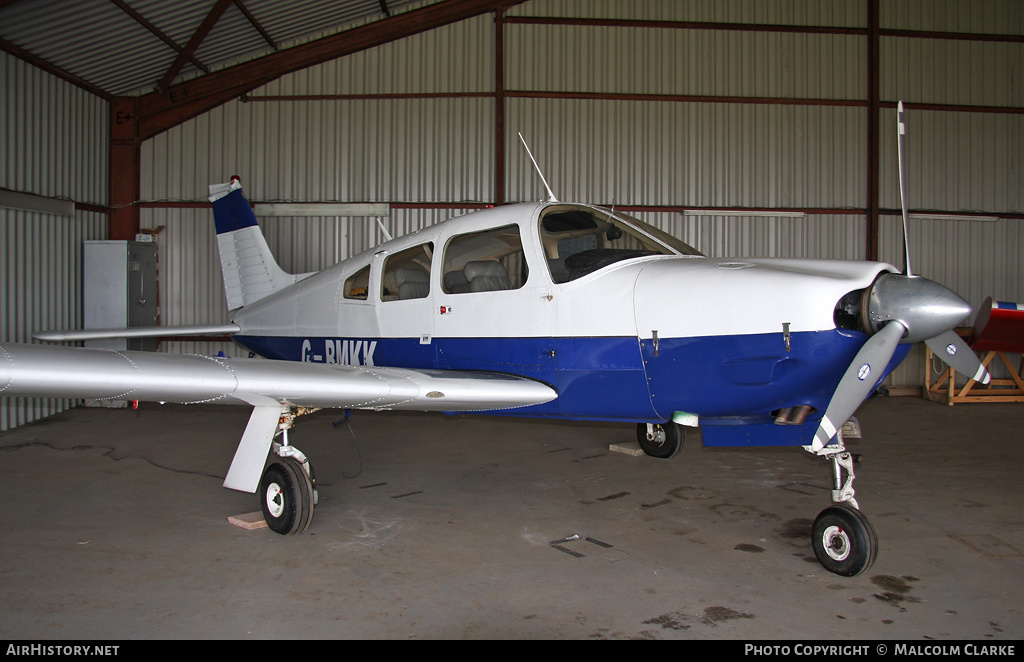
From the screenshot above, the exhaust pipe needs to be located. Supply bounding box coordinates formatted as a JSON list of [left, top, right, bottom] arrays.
[[774, 405, 814, 426]]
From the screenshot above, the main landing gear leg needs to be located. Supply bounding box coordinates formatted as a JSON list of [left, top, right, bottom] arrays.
[[259, 408, 319, 535], [805, 432, 878, 577]]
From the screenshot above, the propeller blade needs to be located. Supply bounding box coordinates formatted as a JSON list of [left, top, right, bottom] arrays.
[[897, 101, 913, 277], [890, 105, 988, 385], [924, 330, 991, 385], [811, 321, 906, 451]]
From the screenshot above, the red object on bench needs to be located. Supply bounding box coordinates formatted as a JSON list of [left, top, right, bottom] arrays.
[[970, 298, 1024, 353]]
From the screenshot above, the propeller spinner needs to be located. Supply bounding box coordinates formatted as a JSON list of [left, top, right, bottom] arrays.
[[810, 103, 990, 451]]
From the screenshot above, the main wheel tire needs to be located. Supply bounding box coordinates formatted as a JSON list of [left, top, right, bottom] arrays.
[[812, 504, 878, 577], [259, 456, 315, 535], [636, 421, 683, 459]]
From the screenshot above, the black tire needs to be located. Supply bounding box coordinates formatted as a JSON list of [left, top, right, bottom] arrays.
[[259, 456, 315, 535], [636, 421, 683, 459], [812, 504, 878, 577]]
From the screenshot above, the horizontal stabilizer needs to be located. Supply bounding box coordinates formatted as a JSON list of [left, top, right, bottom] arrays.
[[34, 324, 240, 342]]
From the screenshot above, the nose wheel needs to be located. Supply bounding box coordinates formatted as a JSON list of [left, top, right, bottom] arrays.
[[812, 503, 878, 577]]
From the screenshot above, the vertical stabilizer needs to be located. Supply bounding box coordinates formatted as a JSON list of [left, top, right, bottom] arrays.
[[209, 178, 298, 310]]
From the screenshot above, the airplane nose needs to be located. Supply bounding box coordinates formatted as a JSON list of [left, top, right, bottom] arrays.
[[812, 272, 986, 452], [861, 273, 972, 343]]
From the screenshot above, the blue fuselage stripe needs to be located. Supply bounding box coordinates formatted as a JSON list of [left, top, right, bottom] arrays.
[[232, 331, 911, 436]]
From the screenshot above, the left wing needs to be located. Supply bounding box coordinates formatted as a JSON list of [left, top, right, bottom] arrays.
[[0, 342, 557, 491], [0, 342, 555, 410]]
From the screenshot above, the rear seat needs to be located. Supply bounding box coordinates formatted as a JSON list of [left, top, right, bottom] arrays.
[[463, 260, 512, 292]]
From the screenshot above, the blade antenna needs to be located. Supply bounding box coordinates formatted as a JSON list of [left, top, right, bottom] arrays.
[[897, 101, 913, 277], [518, 132, 558, 203]]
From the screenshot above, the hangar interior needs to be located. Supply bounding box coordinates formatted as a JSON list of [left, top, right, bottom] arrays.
[[1, 0, 1022, 640], [3, 0, 1023, 430]]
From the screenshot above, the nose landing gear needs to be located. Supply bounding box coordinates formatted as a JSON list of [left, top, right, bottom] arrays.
[[806, 428, 878, 576]]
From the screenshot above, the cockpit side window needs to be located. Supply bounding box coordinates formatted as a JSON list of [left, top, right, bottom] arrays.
[[441, 224, 529, 294], [380, 243, 433, 301], [539, 206, 702, 282]]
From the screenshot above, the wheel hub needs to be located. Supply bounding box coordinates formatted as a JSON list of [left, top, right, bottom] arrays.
[[821, 525, 851, 561], [265, 481, 284, 518], [646, 425, 666, 446]]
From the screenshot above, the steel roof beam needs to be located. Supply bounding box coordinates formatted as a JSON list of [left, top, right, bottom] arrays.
[[156, 0, 233, 92], [110, 0, 211, 77], [136, 0, 524, 139]]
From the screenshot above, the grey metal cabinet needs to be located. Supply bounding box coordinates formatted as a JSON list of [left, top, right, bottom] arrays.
[[84, 240, 158, 351]]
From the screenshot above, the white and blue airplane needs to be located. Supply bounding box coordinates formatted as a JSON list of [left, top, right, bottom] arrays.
[[0, 105, 988, 576]]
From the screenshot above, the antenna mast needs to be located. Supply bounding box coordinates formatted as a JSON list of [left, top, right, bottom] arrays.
[[518, 132, 558, 202]]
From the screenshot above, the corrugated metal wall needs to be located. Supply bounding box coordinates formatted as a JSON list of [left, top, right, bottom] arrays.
[[143, 97, 496, 203], [505, 100, 867, 208], [1, 52, 108, 431]]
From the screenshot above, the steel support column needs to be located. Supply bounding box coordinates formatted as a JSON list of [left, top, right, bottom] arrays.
[[495, 8, 506, 206], [109, 97, 141, 240], [866, 0, 881, 261]]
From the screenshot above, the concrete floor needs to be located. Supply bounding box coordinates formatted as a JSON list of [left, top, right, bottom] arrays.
[[0, 395, 1021, 640]]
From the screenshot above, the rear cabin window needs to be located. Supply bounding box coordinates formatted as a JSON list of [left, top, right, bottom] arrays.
[[441, 224, 529, 294], [380, 243, 433, 301], [343, 265, 370, 300]]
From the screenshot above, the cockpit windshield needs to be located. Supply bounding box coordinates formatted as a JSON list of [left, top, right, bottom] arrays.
[[538, 205, 702, 283]]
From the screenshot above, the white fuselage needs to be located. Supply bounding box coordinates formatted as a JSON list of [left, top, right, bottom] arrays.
[[228, 202, 901, 441]]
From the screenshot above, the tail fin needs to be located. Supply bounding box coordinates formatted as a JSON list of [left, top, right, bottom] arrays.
[[209, 178, 299, 311]]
